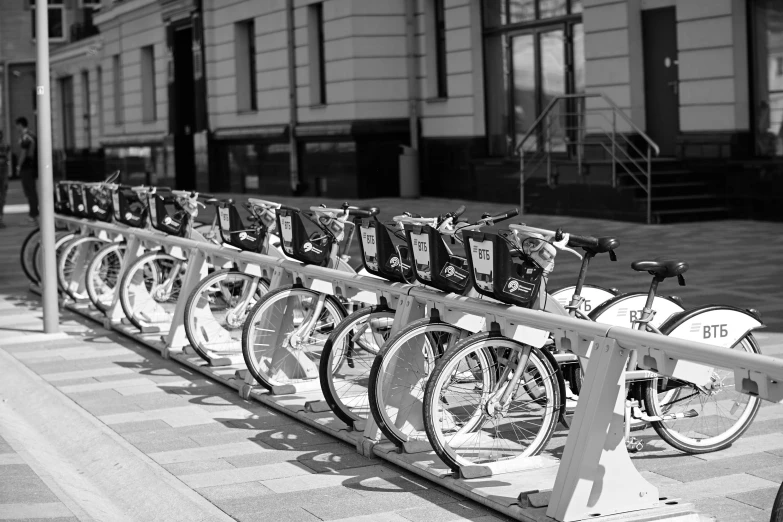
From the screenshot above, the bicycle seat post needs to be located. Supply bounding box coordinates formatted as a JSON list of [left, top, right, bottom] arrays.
[[568, 250, 595, 313]]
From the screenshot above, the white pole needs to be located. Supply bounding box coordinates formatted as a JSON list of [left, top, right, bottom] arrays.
[[35, 0, 59, 333]]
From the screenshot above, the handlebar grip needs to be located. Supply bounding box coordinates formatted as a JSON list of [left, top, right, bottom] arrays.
[[488, 208, 518, 223], [196, 193, 215, 200], [453, 205, 466, 218], [567, 233, 599, 249], [347, 207, 379, 218], [279, 204, 300, 212]]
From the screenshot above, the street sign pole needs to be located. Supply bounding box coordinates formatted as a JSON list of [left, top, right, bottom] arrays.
[[35, 0, 59, 333]]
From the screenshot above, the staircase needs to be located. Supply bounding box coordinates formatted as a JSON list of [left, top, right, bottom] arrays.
[[617, 158, 729, 223], [516, 93, 730, 224]]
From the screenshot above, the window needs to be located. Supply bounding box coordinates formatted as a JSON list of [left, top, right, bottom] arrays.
[[235, 19, 257, 112], [307, 3, 326, 105], [96, 66, 104, 135], [112, 55, 123, 125], [81, 70, 91, 147], [427, 0, 448, 98], [141, 45, 156, 121], [59, 76, 75, 150], [485, 0, 581, 26], [30, 0, 65, 41]]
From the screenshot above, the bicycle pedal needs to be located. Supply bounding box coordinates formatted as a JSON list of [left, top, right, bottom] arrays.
[[625, 437, 644, 453]]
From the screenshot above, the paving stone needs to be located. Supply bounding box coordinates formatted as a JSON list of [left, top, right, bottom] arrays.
[[653, 451, 783, 482], [0, 444, 13, 455], [195, 481, 274, 502], [0, 464, 38, 480], [260, 465, 396, 494], [179, 461, 312, 489], [328, 514, 414, 522], [0, 504, 73, 519], [149, 441, 271, 464], [0, 518, 79, 522], [223, 450, 301, 469], [0, 478, 61, 504], [727, 486, 780, 510], [396, 501, 497, 522], [691, 496, 769, 522], [658, 473, 779, 501], [41, 367, 136, 381], [190, 430, 263, 448], [253, 424, 339, 450], [162, 458, 236, 476], [130, 393, 192, 410], [295, 450, 376, 474], [748, 466, 783, 483], [301, 489, 457, 521], [108, 419, 172, 434], [694, 433, 783, 462], [131, 437, 201, 454], [228, 505, 322, 522]]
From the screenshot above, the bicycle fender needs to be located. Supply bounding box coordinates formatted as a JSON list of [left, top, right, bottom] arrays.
[[550, 284, 618, 315], [638, 306, 765, 387], [659, 306, 764, 349], [536, 346, 570, 430], [589, 293, 684, 330]]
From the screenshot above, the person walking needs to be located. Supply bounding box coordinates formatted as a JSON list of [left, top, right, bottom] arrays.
[[0, 130, 9, 228], [15, 117, 38, 225]]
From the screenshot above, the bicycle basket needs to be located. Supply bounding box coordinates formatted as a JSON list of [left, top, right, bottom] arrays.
[[356, 218, 413, 283], [403, 224, 470, 294], [218, 202, 265, 252], [147, 192, 189, 236], [276, 208, 333, 266], [111, 187, 147, 228], [462, 229, 544, 308], [55, 183, 71, 215], [68, 183, 89, 218], [84, 187, 112, 222]]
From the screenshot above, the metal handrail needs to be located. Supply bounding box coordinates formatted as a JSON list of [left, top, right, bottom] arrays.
[[516, 92, 659, 224]]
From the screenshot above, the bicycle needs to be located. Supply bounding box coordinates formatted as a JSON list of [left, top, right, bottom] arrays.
[[240, 202, 378, 391], [182, 198, 293, 363], [419, 224, 763, 473], [117, 187, 220, 331]]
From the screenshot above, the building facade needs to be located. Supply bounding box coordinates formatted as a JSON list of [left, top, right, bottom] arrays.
[[33, 0, 783, 221]]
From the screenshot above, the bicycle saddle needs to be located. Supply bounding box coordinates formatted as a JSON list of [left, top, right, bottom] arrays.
[[584, 237, 619, 255], [631, 258, 689, 279]]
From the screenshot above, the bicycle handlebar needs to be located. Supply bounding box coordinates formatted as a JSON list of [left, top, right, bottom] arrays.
[[247, 198, 281, 209], [478, 208, 518, 226]]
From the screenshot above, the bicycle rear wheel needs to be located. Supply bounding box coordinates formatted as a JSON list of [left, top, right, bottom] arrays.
[[58, 236, 110, 300], [320, 306, 395, 426], [86, 242, 126, 313], [20, 228, 41, 284], [423, 332, 560, 472], [242, 285, 346, 390], [119, 251, 185, 330], [643, 333, 761, 454], [35, 231, 76, 287], [183, 269, 269, 363], [368, 318, 467, 447]]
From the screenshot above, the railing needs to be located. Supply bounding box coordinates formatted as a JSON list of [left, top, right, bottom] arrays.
[[55, 213, 783, 522], [515, 93, 660, 224]]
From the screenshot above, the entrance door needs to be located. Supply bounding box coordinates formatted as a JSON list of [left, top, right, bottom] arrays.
[[642, 7, 679, 156], [510, 23, 582, 154], [172, 26, 196, 190]]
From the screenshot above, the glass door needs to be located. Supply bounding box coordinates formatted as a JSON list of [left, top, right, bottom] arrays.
[[752, 0, 783, 157], [510, 24, 580, 154]]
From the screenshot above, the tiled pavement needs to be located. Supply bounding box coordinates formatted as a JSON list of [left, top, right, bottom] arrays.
[[0, 186, 782, 521]]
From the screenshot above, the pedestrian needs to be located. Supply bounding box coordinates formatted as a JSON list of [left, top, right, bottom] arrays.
[[0, 130, 9, 228], [15, 117, 38, 225]]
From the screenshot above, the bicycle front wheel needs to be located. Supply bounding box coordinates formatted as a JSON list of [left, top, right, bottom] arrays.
[[184, 269, 269, 363], [242, 285, 346, 389], [320, 306, 395, 426], [85, 242, 126, 313], [119, 251, 186, 329], [643, 333, 761, 454], [369, 319, 468, 447], [423, 332, 560, 472], [58, 236, 111, 300]]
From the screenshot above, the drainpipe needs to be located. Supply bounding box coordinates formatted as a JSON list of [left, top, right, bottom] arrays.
[[401, 0, 420, 198], [285, 0, 300, 194]]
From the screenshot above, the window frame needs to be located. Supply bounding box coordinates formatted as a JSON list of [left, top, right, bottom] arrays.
[[307, 2, 327, 106], [140, 45, 157, 122], [434, 0, 448, 98], [234, 19, 258, 113], [30, 0, 67, 43]]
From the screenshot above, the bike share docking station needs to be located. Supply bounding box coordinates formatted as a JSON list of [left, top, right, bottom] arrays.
[[49, 214, 783, 522]]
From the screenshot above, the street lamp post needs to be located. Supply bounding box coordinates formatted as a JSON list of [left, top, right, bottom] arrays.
[[35, 0, 59, 333]]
